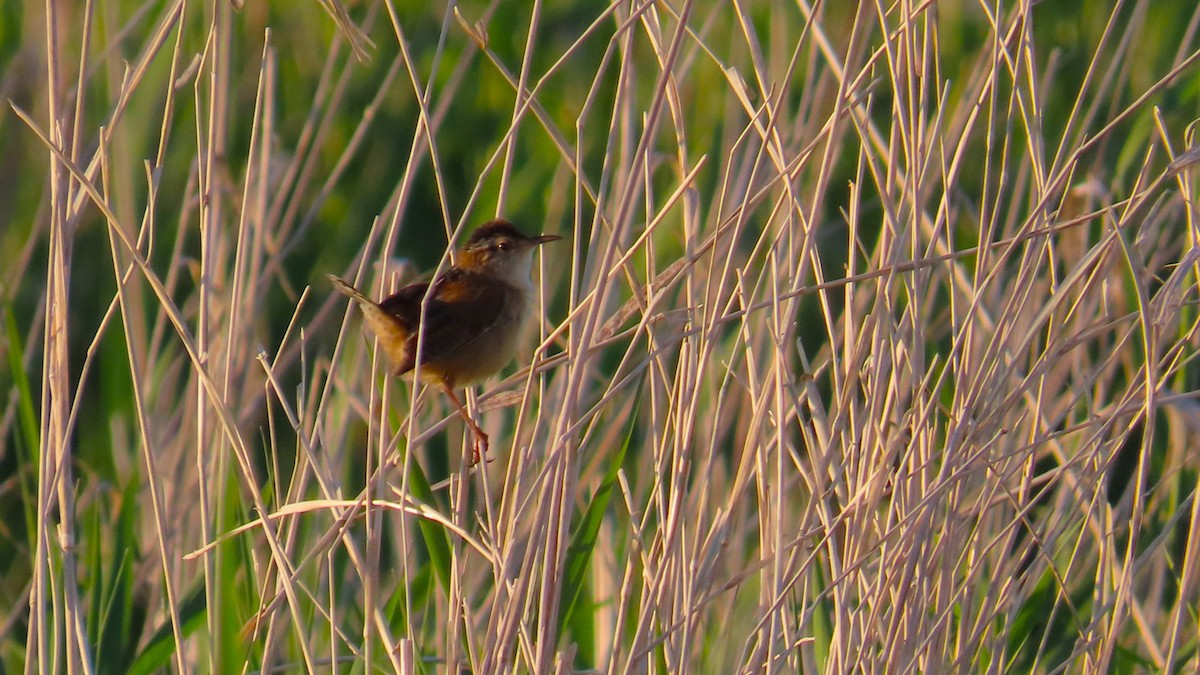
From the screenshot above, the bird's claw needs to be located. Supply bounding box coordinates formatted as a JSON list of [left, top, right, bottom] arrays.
[[470, 430, 492, 466]]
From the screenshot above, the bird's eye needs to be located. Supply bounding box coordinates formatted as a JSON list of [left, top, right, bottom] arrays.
[[495, 241, 509, 251]]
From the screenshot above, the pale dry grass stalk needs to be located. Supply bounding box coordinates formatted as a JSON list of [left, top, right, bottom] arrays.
[[9, 0, 1200, 673]]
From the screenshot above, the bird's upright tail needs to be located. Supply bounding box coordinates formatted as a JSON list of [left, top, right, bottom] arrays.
[[326, 274, 375, 306], [327, 274, 412, 370]]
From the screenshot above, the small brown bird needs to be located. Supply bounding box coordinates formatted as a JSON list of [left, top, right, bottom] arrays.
[[328, 219, 561, 463]]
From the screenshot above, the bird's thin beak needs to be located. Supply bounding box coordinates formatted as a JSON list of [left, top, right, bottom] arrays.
[[532, 234, 562, 245]]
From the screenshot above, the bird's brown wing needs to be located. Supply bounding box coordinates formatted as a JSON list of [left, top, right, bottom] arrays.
[[378, 282, 429, 333], [392, 268, 511, 376]]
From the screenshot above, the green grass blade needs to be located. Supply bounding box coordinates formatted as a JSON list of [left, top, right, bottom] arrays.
[[402, 445, 454, 595], [556, 399, 637, 652], [126, 583, 207, 675], [4, 301, 40, 549]]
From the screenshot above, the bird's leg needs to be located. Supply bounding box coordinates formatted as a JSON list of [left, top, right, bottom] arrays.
[[441, 383, 490, 465]]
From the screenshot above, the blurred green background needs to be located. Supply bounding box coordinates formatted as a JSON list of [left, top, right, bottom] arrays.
[[4, 0, 1200, 671]]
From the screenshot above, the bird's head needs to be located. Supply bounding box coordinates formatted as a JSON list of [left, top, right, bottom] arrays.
[[457, 219, 561, 284]]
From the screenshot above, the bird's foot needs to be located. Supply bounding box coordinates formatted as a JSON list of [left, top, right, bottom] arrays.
[[469, 427, 492, 466]]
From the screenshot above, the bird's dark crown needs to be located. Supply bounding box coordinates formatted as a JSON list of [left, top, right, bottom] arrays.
[[466, 219, 531, 246]]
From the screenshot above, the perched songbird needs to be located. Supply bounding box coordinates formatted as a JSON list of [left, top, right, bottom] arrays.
[[328, 219, 561, 463]]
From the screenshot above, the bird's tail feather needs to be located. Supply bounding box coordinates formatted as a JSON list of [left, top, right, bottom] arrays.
[[326, 274, 375, 306], [327, 274, 411, 367]]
